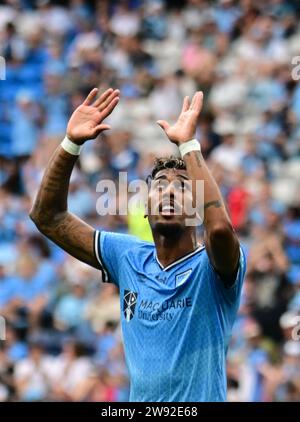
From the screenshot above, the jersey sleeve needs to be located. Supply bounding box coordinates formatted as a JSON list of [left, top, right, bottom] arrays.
[[94, 230, 141, 287]]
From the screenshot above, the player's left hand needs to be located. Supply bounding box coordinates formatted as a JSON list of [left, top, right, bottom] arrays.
[[157, 91, 203, 145]]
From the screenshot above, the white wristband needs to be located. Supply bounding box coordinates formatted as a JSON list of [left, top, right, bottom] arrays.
[[178, 138, 201, 158], [61, 136, 83, 156]]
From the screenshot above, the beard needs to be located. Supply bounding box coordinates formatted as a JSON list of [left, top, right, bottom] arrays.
[[153, 221, 184, 238]]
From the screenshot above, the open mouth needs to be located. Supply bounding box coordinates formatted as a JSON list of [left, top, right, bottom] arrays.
[[158, 201, 182, 216]]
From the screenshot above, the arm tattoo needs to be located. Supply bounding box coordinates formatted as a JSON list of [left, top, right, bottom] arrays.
[[204, 200, 222, 210], [44, 212, 98, 269], [185, 151, 203, 167], [194, 151, 202, 168], [30, 146, 100, 269]]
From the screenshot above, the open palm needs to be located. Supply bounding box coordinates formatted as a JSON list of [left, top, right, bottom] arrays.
[[67, 88, 120, 144], [157, 91, 203, 145]]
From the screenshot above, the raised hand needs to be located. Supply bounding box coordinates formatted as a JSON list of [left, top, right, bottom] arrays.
[[157, 91, 203, 145], [66, 88, 120, 145]]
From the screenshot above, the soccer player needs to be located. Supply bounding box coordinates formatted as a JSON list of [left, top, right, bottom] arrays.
[[30, 87, 246, 402]]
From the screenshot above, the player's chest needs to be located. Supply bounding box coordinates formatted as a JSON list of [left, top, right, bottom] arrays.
[[121, 286, 196, 324], [119, 266, 207, 326]]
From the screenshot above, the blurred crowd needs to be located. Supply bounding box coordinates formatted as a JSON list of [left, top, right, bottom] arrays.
[[0, 0, 300, 402]]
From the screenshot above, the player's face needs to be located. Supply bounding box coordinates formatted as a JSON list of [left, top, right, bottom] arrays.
[[147, 168, 195, 236]]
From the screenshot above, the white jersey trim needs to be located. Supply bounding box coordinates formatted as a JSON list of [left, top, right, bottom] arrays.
[[94, 230, 110, 283], [155, 245, 205, 271]]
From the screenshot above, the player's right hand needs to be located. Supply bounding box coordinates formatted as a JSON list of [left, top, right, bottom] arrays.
[[66, 88, 120, 145]]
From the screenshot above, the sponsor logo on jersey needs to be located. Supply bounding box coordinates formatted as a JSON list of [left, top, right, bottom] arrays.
[[123, 290, 138, 322], [138, 297, 192, 322]]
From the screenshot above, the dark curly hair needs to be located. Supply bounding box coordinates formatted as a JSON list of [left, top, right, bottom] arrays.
[[147, 156, 187, 184]]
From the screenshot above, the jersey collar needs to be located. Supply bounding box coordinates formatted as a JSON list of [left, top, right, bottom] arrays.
[[155, 245, 205, 271]]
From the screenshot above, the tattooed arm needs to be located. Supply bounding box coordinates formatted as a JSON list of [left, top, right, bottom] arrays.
[[157, 92, 239, 283], [182, 150, 239, 283], [30, 88, 120, 269]]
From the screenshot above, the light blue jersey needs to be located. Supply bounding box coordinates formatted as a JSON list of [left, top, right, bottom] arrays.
[[94, 230, 246, 402]]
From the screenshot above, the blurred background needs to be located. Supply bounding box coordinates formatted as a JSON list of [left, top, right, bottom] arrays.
[[0, 0, 300, 402]]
